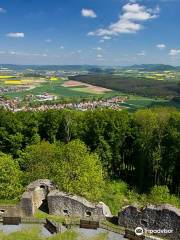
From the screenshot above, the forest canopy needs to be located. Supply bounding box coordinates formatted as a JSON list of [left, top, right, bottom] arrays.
[[70, 75, 180, 98], [0, 107, 179, 209]]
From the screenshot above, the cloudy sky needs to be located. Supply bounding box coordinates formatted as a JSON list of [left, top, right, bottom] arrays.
[[0, 0, 180, 65]]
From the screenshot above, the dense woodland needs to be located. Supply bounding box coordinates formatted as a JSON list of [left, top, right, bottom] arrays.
[[71, 75, 180, 98], [0, 107, 180, 211]]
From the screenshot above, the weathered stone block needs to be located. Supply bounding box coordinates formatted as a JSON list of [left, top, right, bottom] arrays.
[[47, 191, 106, 220], [118, 204, 180, 240]]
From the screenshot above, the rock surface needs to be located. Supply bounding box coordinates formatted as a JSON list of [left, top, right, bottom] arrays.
[[47, 190, 106, 220], [118, 204, 180, 240], [18, 179, 110, 220]]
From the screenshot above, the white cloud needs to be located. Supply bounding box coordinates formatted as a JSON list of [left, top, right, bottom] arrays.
[[0, 7, 6, 13], [77, 49, 82, 53], [96, 55, 106, 61], [102, 36, 112, 40], [87, 32, 95, 36], [60, 45, 64, 49], [6, 32, 25, 38], [9, 51, 17, 55], [45, 39, 52, 43], [156, 43, 166, 49], [169, 49, 180, 56], [122, 4, 159, 21], [81, 8, 97, 18], [88, 3, 159, 37], [8, 51, 26, 56], [5, 51, 48, 57], [99, 36, 112, 43], [137, 50, 146, 56], [93, 47, 102, 51]]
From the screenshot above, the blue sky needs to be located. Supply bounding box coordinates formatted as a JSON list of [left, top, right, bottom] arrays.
[[0, 0, 180, 65]]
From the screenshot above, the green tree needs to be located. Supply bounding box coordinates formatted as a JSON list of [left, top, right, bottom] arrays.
[[0, 152, 23, 200], [82, 109, 131, 179], [0, 110, 23, 156], [149, 185, 170, 204], [161, 112, 180, 195], [54, 140, 105, 201], [20, 140, 105, 201], [38, 110, 60, 143], [16, 111, 40, 146], [18, 141, 58, 177], [133, 110, 158, 192]]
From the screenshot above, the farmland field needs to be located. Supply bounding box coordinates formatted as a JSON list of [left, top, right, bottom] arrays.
[[63, 80, 112, 94], [2, 78, 119, 100], [71, 73, 180, 98], [120, 97, 168, 110], [1, 71, 180, 111], [0, 75, 16, 79], [4, 80, 22, 84]]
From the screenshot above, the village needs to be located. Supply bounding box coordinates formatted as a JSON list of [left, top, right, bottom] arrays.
[[0, 95, 128, 112]]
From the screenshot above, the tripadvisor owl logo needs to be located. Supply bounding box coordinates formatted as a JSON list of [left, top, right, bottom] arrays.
[[134, 226, 173, 236], [135, 227, 144, 236]]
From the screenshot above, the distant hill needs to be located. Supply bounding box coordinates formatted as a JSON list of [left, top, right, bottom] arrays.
[[0, 64, 98, 72], [175, 66, 180, 70], [124, 64, 177, 71], [0, 64, 179, 72]]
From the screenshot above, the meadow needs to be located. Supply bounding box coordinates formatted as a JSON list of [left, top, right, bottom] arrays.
[[120, 96, 175, 111], [0, 228, 110, 240]]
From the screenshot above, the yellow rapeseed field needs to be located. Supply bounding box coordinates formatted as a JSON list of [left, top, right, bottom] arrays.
[[0, 76, 15, 79], [4, 80, 22, 85], [50, 77, 58, 81]]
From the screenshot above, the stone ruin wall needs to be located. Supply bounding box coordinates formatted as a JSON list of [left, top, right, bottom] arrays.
[[2, 179, 179, 240], [31, 187, 47, 209], [0, 205, 20, 218], [118, 204, 180, 240], [47, 191, 105, 220], [17, 180, 109, 220], [18, 179, 56, 217], [19, 191, 34, 216]]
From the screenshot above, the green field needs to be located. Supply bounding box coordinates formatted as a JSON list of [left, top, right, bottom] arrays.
[[1, 74, 180, 111], [3, 80, 180, 111], [0, 228, 110, 240], [70, 87, 104, 94], [119, 96, 180, 111], [3, 79, 120, 101]]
